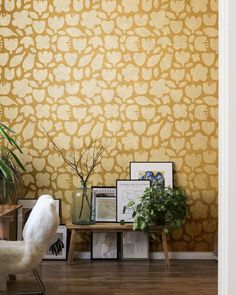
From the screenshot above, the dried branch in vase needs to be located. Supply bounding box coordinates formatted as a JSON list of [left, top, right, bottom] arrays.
[[44, 128, 108, 187], [43, 128, 109, 224]]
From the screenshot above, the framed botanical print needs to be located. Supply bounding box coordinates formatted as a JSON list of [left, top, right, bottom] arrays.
[[44, 225, 67, 260], [116, 180, 151, 222], [91, 232, 118, 260], [121, 231, 149, 260], [130, 162, 173, 188], [91, 187, 116, 222]]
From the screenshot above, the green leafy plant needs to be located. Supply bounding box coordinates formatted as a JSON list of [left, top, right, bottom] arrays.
[[0, 123, 25, 203], [124, 183, 189, 233]]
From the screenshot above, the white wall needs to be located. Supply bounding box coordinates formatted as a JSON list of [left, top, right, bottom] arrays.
[[219, 1, 236, 294]]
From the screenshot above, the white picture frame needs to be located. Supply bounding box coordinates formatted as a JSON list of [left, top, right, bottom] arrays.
[[44, 225, 67, 260], [122, 231, 149, 260], [17, 198, 60, 240], [92, 232, 118, 259], [130, 162, 173, 188], [116, 180, 151, 222], [91, 187, 116, 222]]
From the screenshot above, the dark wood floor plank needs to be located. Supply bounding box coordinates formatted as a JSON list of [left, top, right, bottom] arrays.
[[6, 260, 217, 295]]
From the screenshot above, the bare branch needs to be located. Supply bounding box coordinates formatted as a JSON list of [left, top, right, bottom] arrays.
[[42, 126, 109, 186], [84, 144, 109, 183]]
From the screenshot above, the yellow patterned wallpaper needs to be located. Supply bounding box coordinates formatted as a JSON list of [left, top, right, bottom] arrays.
[[0, 0, 218, 252]]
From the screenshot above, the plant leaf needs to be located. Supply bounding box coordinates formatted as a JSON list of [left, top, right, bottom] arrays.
[[4, 148, 25, 171], [140, 221, 146, 231], [132, 211, 136, 218], [0, 124, 15, 143], [0, 158, 13, 179], [127, 200, 135, 207], [163, 227, 169, 234], [0, 124, 23, 153], [133, 222, 139, 231], [0, 123, 15, 133]]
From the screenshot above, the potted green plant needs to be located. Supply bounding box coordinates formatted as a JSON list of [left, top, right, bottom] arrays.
[[0, 123, 25, 204], [124, 183, 189, 233]]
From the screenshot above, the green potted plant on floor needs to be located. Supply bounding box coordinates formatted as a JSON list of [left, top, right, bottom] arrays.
[[0, 123, 25, 204], [124, 182, 189, 233]]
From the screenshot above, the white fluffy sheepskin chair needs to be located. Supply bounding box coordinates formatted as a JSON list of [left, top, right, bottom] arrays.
[[0, 195, 59, 294]]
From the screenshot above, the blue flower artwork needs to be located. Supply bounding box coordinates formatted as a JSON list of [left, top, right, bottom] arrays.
[[140, 171, 165, 187]]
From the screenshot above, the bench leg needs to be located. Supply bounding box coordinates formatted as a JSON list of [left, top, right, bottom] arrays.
[[0, 219, 10, 240], [162, 231, 170, 267], [68, 229, 76, 265]]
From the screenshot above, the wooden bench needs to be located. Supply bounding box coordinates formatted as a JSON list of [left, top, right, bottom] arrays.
[[66, 223, 170, 266]]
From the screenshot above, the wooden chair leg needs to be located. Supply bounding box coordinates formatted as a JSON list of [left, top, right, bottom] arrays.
[[68, 229, 76, 265], [162, 231, 170, 267]]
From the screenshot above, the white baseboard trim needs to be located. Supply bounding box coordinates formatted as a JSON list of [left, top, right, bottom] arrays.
[[150, 252, 215, 260], [75, 251, 91, 259], [74, 251, 215, 260]]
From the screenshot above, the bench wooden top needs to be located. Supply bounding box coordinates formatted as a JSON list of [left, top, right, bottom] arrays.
[[0, 204, 22, 218], [66, 222, 165, 232]]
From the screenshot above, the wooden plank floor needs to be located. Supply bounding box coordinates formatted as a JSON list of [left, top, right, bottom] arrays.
[[6, 260, 217, 295]]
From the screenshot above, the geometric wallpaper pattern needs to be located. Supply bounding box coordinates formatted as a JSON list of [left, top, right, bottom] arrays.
[[0, 0, 218, 251]]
